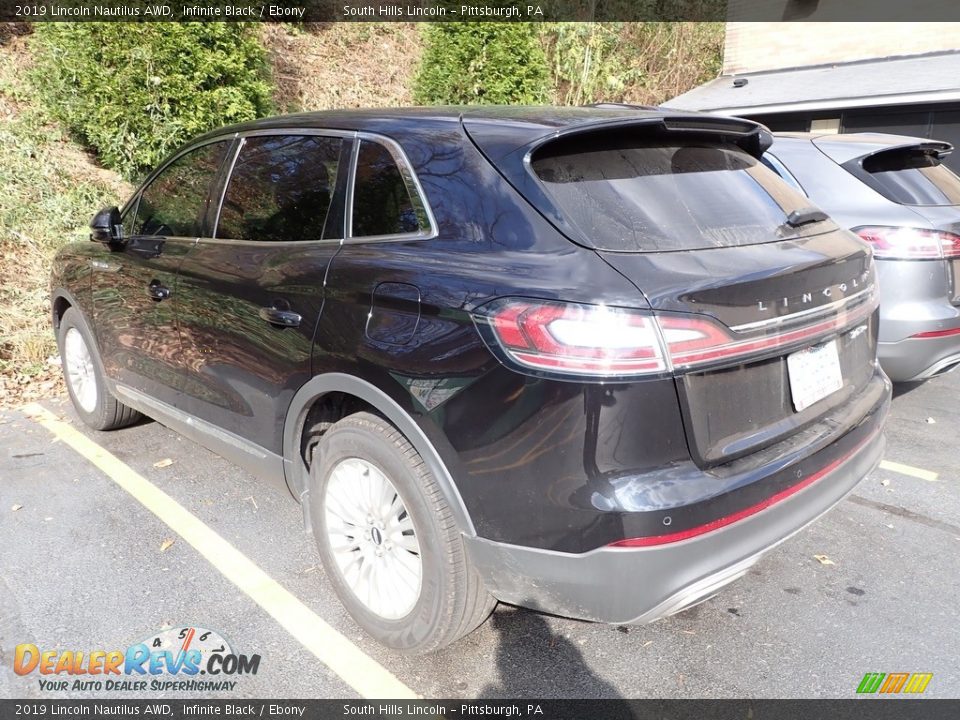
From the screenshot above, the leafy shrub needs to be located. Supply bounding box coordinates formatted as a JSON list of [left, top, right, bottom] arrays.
[[31, 23, 273, 178], [413, 23, 549, 105], [545, 23, 634, 106]]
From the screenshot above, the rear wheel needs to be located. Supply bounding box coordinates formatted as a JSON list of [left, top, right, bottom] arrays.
[[309, 411, 495, 653], [57, 307, 141, 430]]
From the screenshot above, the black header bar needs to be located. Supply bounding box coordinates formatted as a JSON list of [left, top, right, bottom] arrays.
[[2, 0, 960, 22]]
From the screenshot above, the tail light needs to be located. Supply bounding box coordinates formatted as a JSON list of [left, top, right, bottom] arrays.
[[911, 327, 960, 339], [484, 302, 666, 376], [853, 226, 960, 260], [474, 292, 877, 379]]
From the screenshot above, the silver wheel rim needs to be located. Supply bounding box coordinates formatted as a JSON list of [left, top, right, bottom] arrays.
[[63, 327, 97, 413], [324, 457, 422, 620]]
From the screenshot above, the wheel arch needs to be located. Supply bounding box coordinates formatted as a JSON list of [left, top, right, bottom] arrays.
[[50, 288, 83, 332], [283, 372, 476, 538]]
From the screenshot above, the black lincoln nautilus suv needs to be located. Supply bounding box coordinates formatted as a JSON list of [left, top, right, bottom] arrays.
[[50, 106, 891, 652]]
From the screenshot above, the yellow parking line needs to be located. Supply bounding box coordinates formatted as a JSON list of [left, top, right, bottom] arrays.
[[879, 460, 939, 483], [22, 403, 416, 700]]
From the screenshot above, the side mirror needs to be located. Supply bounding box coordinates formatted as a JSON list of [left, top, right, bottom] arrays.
[[90, 206, 123, 245]]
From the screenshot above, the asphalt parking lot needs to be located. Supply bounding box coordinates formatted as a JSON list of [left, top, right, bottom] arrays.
[[1, 370, 958, 700]]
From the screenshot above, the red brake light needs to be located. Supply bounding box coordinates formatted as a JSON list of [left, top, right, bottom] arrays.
[[477, 291, 877, 379], [943, 232, 960, 258], [853, 226, 960, 259], [911, 327, 960, 339], [484, 301, 666, 376]]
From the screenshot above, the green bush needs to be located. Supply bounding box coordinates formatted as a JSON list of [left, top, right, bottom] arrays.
[[413, 23, 549, 105], [31, 22, 273, 178], [545, 23, 634, 106]]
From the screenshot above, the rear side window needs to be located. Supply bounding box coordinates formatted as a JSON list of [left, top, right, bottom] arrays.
[[849, 148, 960, 206], [351, 140, 429, 238], [531, 138, 816, 252], [133, 141, 230, 237], [217, 135, 343, 242]]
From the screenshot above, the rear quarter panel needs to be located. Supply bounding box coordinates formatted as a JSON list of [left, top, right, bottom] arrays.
[[312, 121, 685, 551]]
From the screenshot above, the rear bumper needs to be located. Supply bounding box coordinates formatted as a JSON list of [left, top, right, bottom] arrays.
[[879, 332, 960, 382], [874, 258, 960, 381], [464, 419, 885, 625]]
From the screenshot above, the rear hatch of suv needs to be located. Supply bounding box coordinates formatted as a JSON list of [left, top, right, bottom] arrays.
[[814, 135, 960, 304], [465, 114, 881, 468]]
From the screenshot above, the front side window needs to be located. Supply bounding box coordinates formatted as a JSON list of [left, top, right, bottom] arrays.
[[132, 141, 230, 237], [216, 134, 344, 242], [351, 140, 429, 238]]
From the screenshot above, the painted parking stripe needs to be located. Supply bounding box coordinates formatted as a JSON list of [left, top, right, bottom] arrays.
[[22, 403, 417, 700], [879, 460, 939, 483]]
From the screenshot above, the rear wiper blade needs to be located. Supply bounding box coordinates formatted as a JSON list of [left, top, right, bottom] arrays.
[[785, 207, 829, 228]]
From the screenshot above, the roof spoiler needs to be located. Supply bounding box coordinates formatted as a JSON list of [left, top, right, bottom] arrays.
[[842, 141, 954, 176], [532, 115, 774, 160], [862, 140, 953, 162], [812, 135, 953, 166]]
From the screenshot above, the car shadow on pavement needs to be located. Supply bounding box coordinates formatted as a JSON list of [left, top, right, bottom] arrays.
[[891, 380, 926, 399], [477, 605, 623, 700]]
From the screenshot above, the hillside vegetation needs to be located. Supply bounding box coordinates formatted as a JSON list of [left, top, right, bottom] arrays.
[[0, 36, 131, 406], [0, 22, 722, 407]]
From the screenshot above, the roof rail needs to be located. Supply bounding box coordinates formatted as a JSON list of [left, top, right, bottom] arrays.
[[586, 102, 661, 111]]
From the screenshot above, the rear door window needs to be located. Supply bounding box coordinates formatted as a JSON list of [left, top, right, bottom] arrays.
[[132, 141, 230, 237], [350, 139, 431, 238], [531, 138, 819, 253], [848, 148, 960, 206], [216, 134, 344, 242]]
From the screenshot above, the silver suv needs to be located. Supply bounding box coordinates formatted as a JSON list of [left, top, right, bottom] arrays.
[[764, 133, 960, 382]]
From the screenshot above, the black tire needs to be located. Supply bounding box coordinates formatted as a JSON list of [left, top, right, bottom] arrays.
[[57, 307, 142, 431], [309, 411, 495, 653]]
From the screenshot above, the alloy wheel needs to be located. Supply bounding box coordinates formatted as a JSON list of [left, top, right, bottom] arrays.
[[63, 327, 98, 413], [323, 457, 422, 619]]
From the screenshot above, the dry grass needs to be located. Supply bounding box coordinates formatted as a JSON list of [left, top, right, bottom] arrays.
[[543, 22, 724, 107], [0, 34, 131, 408], [619, 23, 724, 106], [262, 23, 423, 112]]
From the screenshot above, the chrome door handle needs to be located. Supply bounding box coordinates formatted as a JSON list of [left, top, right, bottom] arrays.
[[259, 307, 301, 328]]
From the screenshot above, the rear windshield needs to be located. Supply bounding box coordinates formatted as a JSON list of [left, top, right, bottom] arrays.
[[530, 138, 816, 252], [852, 148, 960, 206]]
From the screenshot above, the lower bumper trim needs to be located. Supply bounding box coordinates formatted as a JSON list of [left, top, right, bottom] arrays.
[[609, 436, 865, 548], [879, 332, 960, 381], [464, 428, 885, 625]]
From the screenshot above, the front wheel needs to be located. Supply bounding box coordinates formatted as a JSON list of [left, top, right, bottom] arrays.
[[309, 411, 495, 653], [57, 307, 141, 431]]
